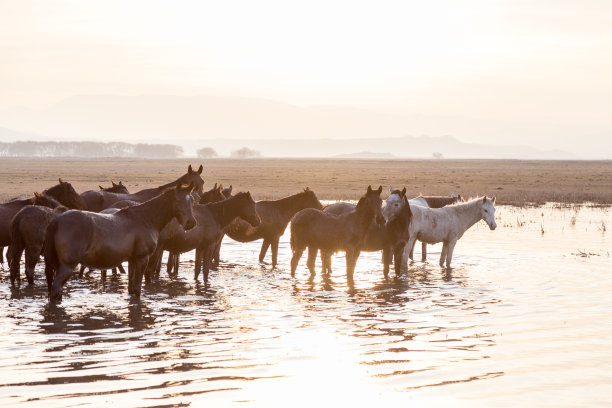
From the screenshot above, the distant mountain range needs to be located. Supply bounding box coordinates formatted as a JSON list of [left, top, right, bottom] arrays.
[[0, 93, 608, 158]]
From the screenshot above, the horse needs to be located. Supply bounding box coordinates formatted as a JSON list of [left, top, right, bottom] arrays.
[[222, 188, 323, 268], [8, 201, 68, 285], [320, 201, 395, 277], [384, 201, 413, 276], [384, 188, 463, 261], [43, 183, 197, 301], [163, 183, 227, 276], [80, 164, 204, 212], [146, 192, 260, 283], [290, 185, 384, 281], [79, 181, 129, 209], [0, 179, 86, 266], [398, 196, 497, 269]]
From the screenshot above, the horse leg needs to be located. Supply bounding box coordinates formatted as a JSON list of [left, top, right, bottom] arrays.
[[271, 237, 280, 269], [212, 235, 223, 269], [118, 264, 126, 274], [445, 239, 457, 268], [24, 246, 41, 285], [201, 245, 215, 283], [9, 246, 24, 285], [259, 239, 270, 264], [421, 242, 427, 262], [306, 246, 317, 277], [173, 253, 180, 274], [132, 257, 150, 297], [49, 264, 74, 302], [403, 235, 417, 270], [439, 242, 448, 267], [101, 269, 107, 281], [44, 261, 55, 294], [193, 248, 203, 280], [393, 245, 404, 276], [319, 250, 327, 274], [409, 239, 417, 260], [78, 265, 86, 277], [290, 245, 305, 277], [346, 249, 360, 282], [382, 247, 392, 277], [166, 252, 175, 275]]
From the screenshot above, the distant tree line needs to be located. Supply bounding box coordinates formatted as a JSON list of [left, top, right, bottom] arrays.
[[0, 141, 183, 158]]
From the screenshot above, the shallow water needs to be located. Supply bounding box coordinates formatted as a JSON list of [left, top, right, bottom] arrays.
[[0, 204, 611, 407]]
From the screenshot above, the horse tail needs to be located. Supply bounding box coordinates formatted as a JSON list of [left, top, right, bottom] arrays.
[[7, 212, 24, 268]]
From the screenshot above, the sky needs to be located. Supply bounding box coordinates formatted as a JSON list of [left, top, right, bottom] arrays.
[[1, 0, 611, 152]]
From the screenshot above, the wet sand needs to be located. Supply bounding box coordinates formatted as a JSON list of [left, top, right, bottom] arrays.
[[0, 157, 610, 205]]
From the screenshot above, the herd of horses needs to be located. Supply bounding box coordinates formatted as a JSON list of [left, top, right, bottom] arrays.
[[0, 164, 497, 302]]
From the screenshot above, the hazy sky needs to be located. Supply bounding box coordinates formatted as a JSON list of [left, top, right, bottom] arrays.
[[1, 0, 611, 147]]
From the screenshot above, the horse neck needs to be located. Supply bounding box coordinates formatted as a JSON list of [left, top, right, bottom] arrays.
[[207, 197, 245, 228], [354, 201, 376, 229], [276, 193, 311, 219], [452, 199, 483, 233], [126, 191, 177, 231]]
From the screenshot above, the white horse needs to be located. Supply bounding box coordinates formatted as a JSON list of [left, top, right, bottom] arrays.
[[389, 195, 496, 269], [384, 187, 463, 261]]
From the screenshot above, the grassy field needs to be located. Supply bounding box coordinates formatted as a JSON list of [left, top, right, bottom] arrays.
[[0, 157, 611, 205]]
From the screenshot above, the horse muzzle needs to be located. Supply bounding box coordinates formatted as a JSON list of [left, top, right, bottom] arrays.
[[489, 223, 497, 230], [375, 215, 386, 225]]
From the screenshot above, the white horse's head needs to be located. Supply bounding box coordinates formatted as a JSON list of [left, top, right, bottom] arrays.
[[383, 186, 406, 221], [481, 196, 497, 230]]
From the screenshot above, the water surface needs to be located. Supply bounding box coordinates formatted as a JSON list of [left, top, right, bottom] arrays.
[[0, 204, 611, 407]]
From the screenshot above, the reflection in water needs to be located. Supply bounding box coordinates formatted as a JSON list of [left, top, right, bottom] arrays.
[[0, 204, 611, 407]]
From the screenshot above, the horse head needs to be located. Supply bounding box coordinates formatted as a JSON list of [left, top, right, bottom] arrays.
[[182, 164, 205, 194], [383, 186, 407, 221], [173, 183, 197, 230], [236, 191, 261, 227], [44, 179, 87, 210], [358, 185, 384, 225], [481, 196, 497, 230], [303, 187, 323, 210]]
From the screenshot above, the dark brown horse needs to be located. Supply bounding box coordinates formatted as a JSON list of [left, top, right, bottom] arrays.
[[44, 184, 197, 301], [8, 202, 68, 284], [222, 188, 323, 268], [0, 179, 85, 262], [147, 192, 260, 283], [290, 185, 384, 281], [81, 165, 204, 212], [78, 181, 130, 210], [320, 200, 396, 276], [101, 181, 129, 194], [384, 198, 414, 275], [163, 183, 227, 275]]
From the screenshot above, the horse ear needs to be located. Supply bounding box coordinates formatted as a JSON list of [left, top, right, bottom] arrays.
[[218, 184, 223, 191], [482, 196, 487, 203], [367, 185, 373, 193], [112, 181, 117, 187], [188, 164, 193, 174], [197, 165, 203, 174], [377, 185, 382, 194], [401, 187, 406, 197], [119, 181, 123, 186], [213, 182, 217, 189], [99, 185, 104, 190], [492, 196, 496, 204], [59, 178, 64, 185], [34, 192, 40, 198], [389, 186, 394, 193]]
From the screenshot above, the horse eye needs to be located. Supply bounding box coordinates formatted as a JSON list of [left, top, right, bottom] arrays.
[[394, 203, 399, 207], [484, 209, 488, 212]]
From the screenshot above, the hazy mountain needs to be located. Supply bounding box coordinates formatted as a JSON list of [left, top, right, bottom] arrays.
[[0, 93, 607, 158], [190, 135, 573, 159]]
